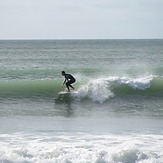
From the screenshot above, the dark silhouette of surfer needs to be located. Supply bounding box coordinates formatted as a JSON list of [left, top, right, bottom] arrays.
[[61, 71, 76, 92]]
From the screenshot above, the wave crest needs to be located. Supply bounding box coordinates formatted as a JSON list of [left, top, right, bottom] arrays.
[[72, 76, 162, 103], [73, 78, 114, 103]]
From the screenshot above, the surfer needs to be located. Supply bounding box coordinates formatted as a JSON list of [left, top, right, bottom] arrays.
[[61, 71, 76, 92]]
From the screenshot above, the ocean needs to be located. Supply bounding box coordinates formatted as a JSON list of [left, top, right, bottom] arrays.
[[0, 39, 162, 163]]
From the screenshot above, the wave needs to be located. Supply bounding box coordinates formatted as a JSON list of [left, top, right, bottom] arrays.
[[0, 76, 162, 102], [0, 79, 61, 97], [71, 76, 163, 103]]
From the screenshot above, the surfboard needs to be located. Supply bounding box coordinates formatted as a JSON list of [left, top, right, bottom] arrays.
[[58, 91, 72, 95], [57, 90, 77, 95]]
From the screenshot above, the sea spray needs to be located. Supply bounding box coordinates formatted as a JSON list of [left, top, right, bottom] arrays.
[[73, 78, 114, 103]]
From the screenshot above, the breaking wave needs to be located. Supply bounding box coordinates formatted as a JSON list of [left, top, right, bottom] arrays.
[[72, 76, 163, 103], [0, 76, 162, 102]]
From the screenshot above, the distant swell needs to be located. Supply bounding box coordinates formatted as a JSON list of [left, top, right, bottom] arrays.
[[0, 76, 162, 102]]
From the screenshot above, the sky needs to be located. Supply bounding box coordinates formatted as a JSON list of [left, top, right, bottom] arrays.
[[0, 0, 163, 39]]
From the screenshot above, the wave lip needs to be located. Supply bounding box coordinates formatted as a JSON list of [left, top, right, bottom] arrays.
[[112, 76, 163, 95], [115, 76, 152, 90]]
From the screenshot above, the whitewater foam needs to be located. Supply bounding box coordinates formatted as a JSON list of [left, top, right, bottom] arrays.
[[116, 76, 153, 90], [73, 78, 114, 103], [0, 133, 163, 163], [72, 76, 154, 103]]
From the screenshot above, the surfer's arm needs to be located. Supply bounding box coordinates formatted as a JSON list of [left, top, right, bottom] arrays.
[[62, 78, 67, 86]]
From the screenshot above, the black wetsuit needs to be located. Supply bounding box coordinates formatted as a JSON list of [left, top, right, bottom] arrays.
[[64, 74, 76, 90]]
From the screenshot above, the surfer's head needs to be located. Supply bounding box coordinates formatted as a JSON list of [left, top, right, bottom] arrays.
[[61, 71, 65, 76]]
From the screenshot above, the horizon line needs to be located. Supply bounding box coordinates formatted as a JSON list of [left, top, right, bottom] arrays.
[[0, 38, 163, 41]]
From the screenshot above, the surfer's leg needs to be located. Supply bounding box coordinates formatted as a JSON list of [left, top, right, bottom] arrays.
[[66, 80, 75, 91], [66, 82, 70, 91], [69, 84, 74, 90], [69, 80, 75, 90]]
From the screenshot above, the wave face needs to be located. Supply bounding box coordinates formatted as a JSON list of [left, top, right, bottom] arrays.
[[0, 76, 162, 103], [0, 79, 59, 97]]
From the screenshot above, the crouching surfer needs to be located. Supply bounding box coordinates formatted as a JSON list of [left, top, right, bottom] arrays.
[[61, 71, 76, 92]]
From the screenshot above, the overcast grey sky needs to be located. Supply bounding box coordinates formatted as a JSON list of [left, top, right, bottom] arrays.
[[0, 0, 163, 39]]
